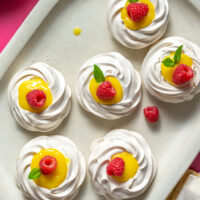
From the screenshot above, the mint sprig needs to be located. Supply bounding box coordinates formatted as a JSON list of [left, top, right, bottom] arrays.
[[94, 65, 105, 83], [28, 168, 41, 180], [174, 45, 183, 64], [162, 45, 183, 67], [128, 0, 139, 2], [162, 58, 175, 67]]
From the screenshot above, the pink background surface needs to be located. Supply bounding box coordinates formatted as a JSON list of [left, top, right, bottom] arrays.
[[0, 0, 199, 173], [190, 152, 200, 173], [0, 0, 38, 53]]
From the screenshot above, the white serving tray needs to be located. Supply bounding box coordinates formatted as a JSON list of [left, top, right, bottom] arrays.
[[0, 0, 200, 200]]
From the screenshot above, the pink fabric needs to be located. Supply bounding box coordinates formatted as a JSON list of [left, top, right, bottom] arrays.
[[0, 0, 39, 53], [190, 152, 200, 173]]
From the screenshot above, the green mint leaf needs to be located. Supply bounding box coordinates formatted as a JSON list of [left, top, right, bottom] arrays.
[[93, 64, 105, 83], [28, 168, 41, 180], [128, 0, 139, 2], [174, 45, 183, 64], [162, 58, 175, 67]]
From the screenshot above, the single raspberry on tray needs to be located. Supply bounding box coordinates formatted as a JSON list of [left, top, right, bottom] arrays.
[[96, 81, 116, 100], [39, 156, 57, 175], [144, 106, 159, 123], [126, 3, 149, 22], [26, 89, 46, 108], [172, 64, 193, 85], [106, 157, 125, 176]]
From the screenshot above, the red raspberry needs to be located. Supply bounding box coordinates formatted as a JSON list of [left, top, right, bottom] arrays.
[[126, 3, 149, 22], [39, 156, 57, 175], [96, 81, 116, 100], [144, 106, 159, 123], [106, 157, 125, 176], [172, 64, 194, 85], [26, 89, 46, 108]]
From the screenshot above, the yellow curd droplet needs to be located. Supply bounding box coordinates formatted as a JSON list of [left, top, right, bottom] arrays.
[[89, 76, 123, 105], [121, 0, 155, 31], [111, 152, 139, 183], [161, 53, 193, 85], [73, 27, 82, 36], [18, 77, 53, 113], [31, 149, 69, 189]]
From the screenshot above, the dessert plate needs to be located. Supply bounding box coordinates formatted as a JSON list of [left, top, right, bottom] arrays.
[[0, 0, 200, 200]]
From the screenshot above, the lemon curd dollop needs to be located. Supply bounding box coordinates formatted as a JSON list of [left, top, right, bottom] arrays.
[[161, 53, 193, 85], [121, 0, 155, 31], [73, 27, 82, 36], [111, 152, 139, 183], [89, 76, 123, 105], [31, 149, 69, 189], [18, 77, 53, 113]]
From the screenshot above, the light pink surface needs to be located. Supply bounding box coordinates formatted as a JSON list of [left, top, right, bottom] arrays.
[[0, 0, 39, 53]]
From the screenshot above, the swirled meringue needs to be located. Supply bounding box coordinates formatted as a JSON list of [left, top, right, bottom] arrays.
[[76, 52, 141, 120], [88, 129, 156, 200], [16, 135, 86, 200], [142, 37, 200, 103], [107, 0, 169, 49], [8, 63, 71, 132]]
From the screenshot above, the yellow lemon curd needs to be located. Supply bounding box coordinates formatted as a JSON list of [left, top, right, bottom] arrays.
[[111, 152, 139, 183], [73, 27, 82, 36], [89, 76, 123, 105], [121, 0, 155, 31], [18, 77, 53, 113], [31, 149, 69, 189], [161, 53, 193, 85]]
